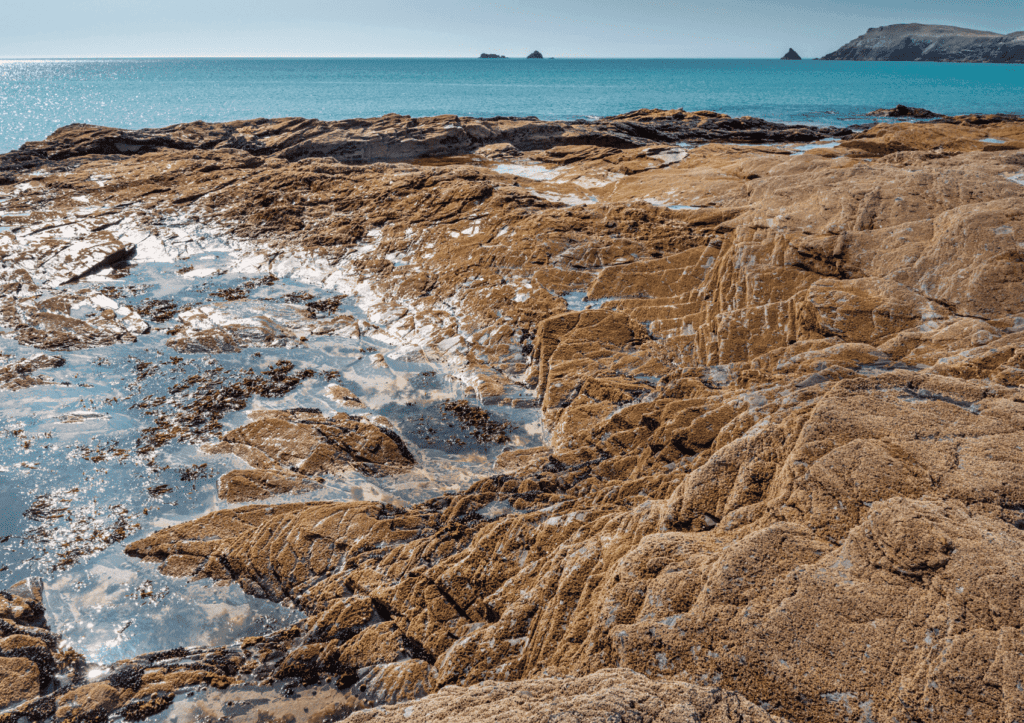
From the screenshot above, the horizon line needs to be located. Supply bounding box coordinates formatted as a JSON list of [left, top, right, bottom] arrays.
[[0, 55, 815, 61]]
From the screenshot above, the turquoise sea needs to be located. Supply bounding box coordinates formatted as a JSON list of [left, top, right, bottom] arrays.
[[1, 57, 1023, 153]]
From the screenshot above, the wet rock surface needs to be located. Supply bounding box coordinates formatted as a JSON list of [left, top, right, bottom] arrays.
[[2, 109, 1024, 722], [0, 580, 78, 712], [867, 104, 943, 118], [0, 108, 850, 172]]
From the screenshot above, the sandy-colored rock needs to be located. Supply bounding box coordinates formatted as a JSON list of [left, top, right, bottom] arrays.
[[8, 110, 1024, 723], [327, 383, 366, 408], [0, 657, 40, 709], [343, 668, 784, 723], [209, 408, 415, 479], [217, 469, 321, 502]]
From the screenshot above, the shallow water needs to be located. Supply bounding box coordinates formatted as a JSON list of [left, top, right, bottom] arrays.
[[2, 58, 1024, 153], [0, 226, 542, 665]]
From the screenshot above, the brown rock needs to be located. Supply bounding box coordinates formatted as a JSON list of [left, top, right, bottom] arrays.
[[11, 109, 1024, 723], [344, 668, 785, 722], [217, 469, 320, 502], [213, 408, 415, 478]]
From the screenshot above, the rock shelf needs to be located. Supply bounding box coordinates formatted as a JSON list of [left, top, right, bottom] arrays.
[[2, 109, 1024, 722]]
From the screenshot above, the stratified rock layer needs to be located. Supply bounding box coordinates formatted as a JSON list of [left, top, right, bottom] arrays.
[[346, 668, 784, 722], [4, 110, 1024, 723]]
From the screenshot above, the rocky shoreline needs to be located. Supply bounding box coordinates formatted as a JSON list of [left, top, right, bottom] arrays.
[[1, 108, 1024, 722]]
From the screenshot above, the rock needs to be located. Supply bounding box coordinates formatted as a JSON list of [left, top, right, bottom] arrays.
[[867, 104, 943, 118], [479, 53, 506, 58], [327, 383, 366, 408], [526, 50, 544, 59], [781, 48, 801, 60], [9, 108, 1024, 723], [3, 112, 851, 172], [0, 579, 71, 711], [0, 353, 64, 391], [44, 237, 136, 287], [344, 668, 785, 722], [217, 469, 321, 502], [0, 657, 41, 709], [822, 23, 1024, 63], [207, 408, 415, 479]]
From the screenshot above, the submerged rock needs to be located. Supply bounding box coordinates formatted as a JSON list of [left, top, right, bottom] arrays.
[[0, 353, 64, 391]]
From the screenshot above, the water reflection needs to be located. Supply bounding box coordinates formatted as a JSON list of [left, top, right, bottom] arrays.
[[0, 231, 542, 664]]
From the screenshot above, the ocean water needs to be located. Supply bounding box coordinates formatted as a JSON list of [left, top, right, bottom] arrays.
[[2, 58, 1024, 153]]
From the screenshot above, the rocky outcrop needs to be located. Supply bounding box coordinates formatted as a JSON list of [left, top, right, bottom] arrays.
[[822, 23, 1024, 62], [780, 48, 801, 60], [867, 104, 943, 118], [5, 110, 1024, 722], [206, 408, 416, 502], [479, 53, 506, 58], [346, 668, 786, 722], [1, 110, 851, 172], [526, 51, 543, 59]]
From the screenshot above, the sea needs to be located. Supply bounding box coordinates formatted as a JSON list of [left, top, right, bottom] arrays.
[[2, 57, 1024, 152]]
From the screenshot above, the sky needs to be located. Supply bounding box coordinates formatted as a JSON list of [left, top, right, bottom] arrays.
[[2, 0, 1021, 59]]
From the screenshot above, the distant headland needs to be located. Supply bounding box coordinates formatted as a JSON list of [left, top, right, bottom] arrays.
[[822, 23, 1024, 62]]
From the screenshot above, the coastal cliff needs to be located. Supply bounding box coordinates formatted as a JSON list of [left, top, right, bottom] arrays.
[[822, 23, 1024, 62]]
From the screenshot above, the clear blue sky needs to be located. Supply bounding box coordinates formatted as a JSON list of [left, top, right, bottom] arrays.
[[4, 0, 1021, 59]]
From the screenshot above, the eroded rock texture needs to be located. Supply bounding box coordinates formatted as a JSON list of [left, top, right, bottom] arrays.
[[346, 668, 784, 722], [4, 111, 1024, 722]]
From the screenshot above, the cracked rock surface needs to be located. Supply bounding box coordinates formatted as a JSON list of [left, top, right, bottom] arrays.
[[2, 110, 1024, 722]]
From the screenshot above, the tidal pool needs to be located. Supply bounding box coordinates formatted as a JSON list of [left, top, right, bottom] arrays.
[[0, 232, 542, 666]]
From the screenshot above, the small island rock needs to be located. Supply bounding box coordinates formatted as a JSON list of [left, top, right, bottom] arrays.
[[781, 48, 802, 60], [527, 50, 544, 59], [479, 53, 506, 58], [867, 104, 943, 118]]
